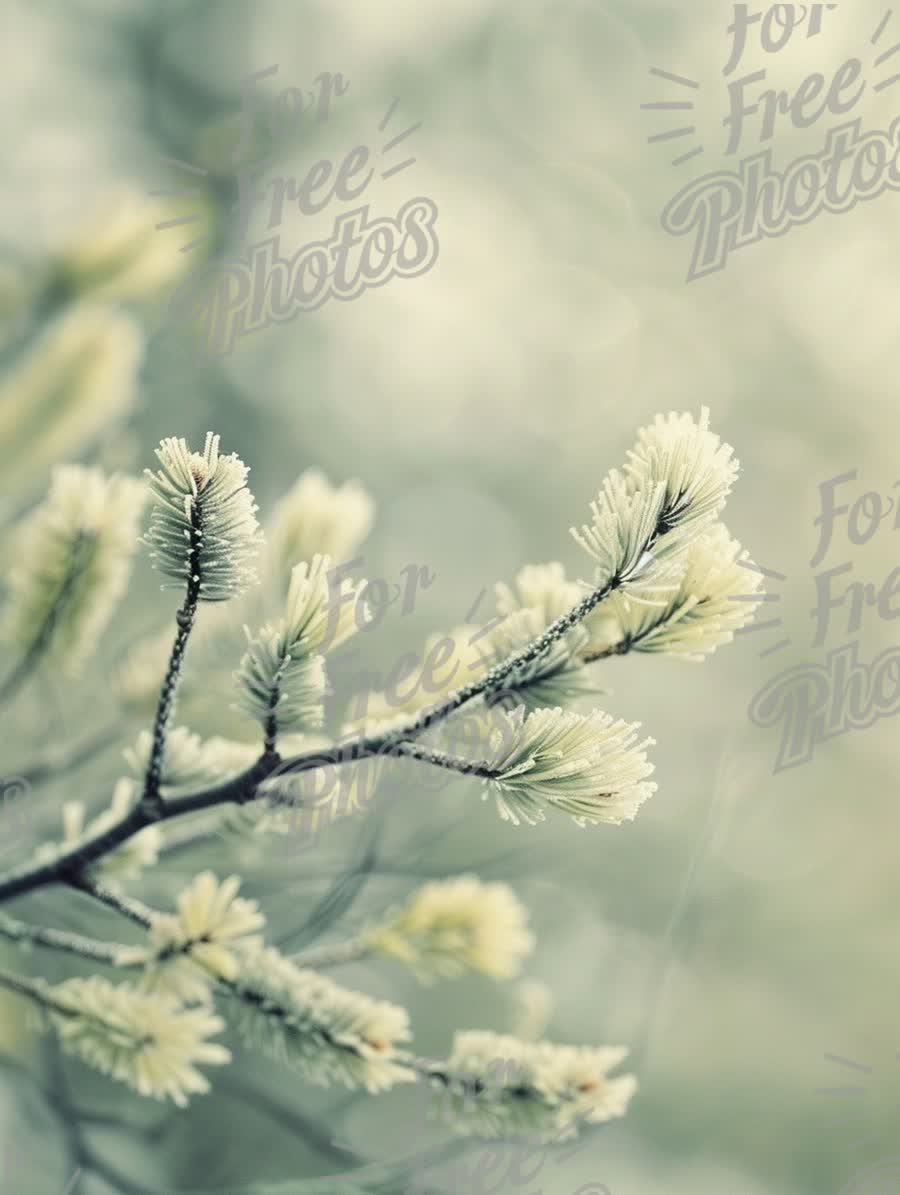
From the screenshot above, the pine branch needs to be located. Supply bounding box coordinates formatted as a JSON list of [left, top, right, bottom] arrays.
[[0, 576, 620, 903]]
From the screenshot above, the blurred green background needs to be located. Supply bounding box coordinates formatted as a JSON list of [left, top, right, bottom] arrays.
[[1, 0, 898, 1192]]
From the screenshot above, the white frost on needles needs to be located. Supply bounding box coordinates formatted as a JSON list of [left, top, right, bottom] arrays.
[[484, 705, 657, 827], [49, 975, 230, 1107], [430, 1029, 637, 1141], [571, 406, 739, 587], [227, 944, 414, 1093], [143, 432, 262, 602]]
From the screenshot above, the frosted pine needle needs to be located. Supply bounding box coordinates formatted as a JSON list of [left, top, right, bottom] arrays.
[[626, 406, 739, 543], [235, 634, 325, 737], [227, 945, 414, 1092], [275, 555, 367, 655], [144, 433, 262, 602], [484, 705, 657, 827], [586, 523, 764, 661], [572, 407, 738, 587]]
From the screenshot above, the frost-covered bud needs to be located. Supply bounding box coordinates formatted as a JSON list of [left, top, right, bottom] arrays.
[[144, 432, 262, 602], [626, 407, 739, 544], [364, 875, 535, 983], [123, 872, 265, 1004], [49, 975, 230, 1107], [2, 466, 145, 673]]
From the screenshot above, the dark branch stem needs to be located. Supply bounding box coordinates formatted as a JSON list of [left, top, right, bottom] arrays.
[[141, 506, 203, 817], [141, 595, 198, 816]]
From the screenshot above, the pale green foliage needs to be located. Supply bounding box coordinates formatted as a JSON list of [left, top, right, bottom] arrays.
[[265, 468, 375, 586], [363, 875, 535, 983], [144, 432, 262, 601], [0, 407, 757, 1141], [2, 465, 145, 672], [56, 185, 206, 304], [0, 304, 143, 497]]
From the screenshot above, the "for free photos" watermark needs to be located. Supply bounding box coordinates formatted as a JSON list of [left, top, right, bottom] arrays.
[[157, 65, 439, 355], [745, 468, 900, 771], [643, 3, 900, 279]]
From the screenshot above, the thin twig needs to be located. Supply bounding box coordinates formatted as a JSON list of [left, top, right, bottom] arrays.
[[0, 909, 132, 965], [67, 874, 155, 928], [141, 596, 199, 817]]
